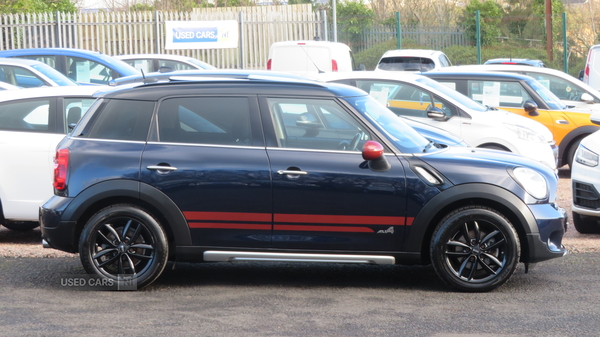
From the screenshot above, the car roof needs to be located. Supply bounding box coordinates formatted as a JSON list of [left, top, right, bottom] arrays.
[[314, 71, 427, 83], [381, 49, 443, 58], [100, 76, 362, 101], [0, 85, 104, 101], [423, 70, 535, 81], [0, 48, 140, 76], [484, 58, 545, 66], [270, 40, 350, 48], [115, 54, 201, 61], [0, 57, 51, 66]]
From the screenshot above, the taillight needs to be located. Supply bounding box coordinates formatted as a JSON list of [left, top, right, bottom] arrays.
[[53, 148, 69, 191], [332, 59, 338, 72], [267, 59, 272, 70]]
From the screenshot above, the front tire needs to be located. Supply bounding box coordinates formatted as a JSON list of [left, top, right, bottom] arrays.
[[79, 204, 168, 290], [430, 206, 520, 292]]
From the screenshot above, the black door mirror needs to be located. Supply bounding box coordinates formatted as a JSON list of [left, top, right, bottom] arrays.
[[427, 106, 450, 121], [523, 100, 539, 116]]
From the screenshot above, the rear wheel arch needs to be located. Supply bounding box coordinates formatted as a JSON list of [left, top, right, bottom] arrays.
[[559, 125, 600, 167], [63, 180, 191, 253]]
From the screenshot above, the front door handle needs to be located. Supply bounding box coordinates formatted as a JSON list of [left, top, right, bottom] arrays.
[[147, 165, 178, 171]]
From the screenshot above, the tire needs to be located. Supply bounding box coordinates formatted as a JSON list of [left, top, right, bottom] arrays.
[[430, 206, 521, 292], [79, 204, 168, 290], [572, 212, 600, 234], [567, 137, 583, 169], [2, 221, 39, 232]]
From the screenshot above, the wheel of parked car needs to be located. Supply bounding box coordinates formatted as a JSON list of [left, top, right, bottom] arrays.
[[79, 204, 169, 289], [430, 206, 520, 292], [567, 137, 584, 169], [1, 221, 39, 232], [572, 212, 600, 234]]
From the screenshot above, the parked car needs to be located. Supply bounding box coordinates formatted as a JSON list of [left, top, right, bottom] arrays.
[[0, 86, 101, 231], [114, 54, 216, 73], [571, 112, 600, 233], [108, 69, 469, 147], [422, 71, 600, 167], [583, 44, 600, 91], [40, 75, 567, 292], [0, 57, 78, 87], [445, 64, 600, 112], [316, 71, 557, 169], [267, 40, 359, 75], [0, 48, 140, 85], [0, 81, 19, 90], [484, 58, 546, 67], [375, 49, 451, 72]]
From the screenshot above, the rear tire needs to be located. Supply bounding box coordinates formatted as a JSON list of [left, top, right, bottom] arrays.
[[79, 204, 168, 290], [572, 212, 600, 234], [567, 138, 583, 169], [430, 206, 520, 292]]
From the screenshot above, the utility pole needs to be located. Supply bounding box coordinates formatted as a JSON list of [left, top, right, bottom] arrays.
[[546, 0, 553, 61]]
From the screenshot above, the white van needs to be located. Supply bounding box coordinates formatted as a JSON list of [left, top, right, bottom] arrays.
[[267, 40, 357, 75], [583, 44, 600, 91]]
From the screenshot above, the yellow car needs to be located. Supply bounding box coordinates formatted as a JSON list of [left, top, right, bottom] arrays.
[[424, 71, 600, 167]]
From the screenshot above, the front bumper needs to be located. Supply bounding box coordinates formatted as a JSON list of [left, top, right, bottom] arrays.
[[524, 204, 568, 263]]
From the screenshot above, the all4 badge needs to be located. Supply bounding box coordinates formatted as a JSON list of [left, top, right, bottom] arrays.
[[377, 226, 394, 234]]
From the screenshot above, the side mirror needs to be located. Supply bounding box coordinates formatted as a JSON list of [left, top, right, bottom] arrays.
[[591, 111, 600, 125], [362, 141, 390, 172], [523, 100, 539, 116], [427, 107, 450, 121], [581, 92, 594, 103]]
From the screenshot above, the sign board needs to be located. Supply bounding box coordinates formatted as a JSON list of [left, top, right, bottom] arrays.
[[165, 20, 239, 50]]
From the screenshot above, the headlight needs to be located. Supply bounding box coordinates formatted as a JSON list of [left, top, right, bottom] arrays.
[[575, 145, 599, 167], [503, 123, 546, 143], [512, 167, 548, 199]]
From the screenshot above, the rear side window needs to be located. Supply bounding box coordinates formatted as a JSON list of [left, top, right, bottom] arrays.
[[377, 57, 435, 71], [0, 98, 53, 132], [157, 97, 252, 146], [86, 99, 154, 141]]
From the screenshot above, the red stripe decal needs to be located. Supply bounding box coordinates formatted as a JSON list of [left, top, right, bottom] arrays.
[[188, 222, 271, 230], [184, 211, 271, 222], [274, 213, 404, 225], [405, 217, 414, 226], [274, 224, 374, 233]]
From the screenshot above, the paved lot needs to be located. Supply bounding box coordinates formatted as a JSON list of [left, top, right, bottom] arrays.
[[0, 168, 599, 336]]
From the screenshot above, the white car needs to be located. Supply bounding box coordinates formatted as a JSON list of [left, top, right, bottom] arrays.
[[0, 86, 101, 231], [316, 71, 557, 169], [0, 81, 19, 90], [571, 112, 600, 233], [375, 49, 452, 72], [114, 54, 216, 73], [0, 57, 78, 88], [443, 64, 600, 112]]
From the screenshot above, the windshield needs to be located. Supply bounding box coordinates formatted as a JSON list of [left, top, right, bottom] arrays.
[[30, 63, 79, 86], [343, 95, 432, 153], [415, 77, 488, 112], [527, 79, 568, 110]]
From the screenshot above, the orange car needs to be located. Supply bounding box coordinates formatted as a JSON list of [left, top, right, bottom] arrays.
[[423, 71, 600, 167]]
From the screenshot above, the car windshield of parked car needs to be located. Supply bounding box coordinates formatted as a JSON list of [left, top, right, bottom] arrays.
[[343, 95, 432, 153], [30, 63, 78, 86], [377, 57, 435, 72], [526, 79, 568, 110], [415, 77, 488, 112]]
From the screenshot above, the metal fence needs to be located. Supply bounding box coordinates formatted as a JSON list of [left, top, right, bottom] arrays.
[[0, 8, 467, 69]]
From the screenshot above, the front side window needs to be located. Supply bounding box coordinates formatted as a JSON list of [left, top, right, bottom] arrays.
[[0, 99, 52, 132], [123, 59, 153, 73], [86, 99, 154, 141], [158, 97, 252, 146], [159, 60, 195, 71], [67, 57, 114, 85], [267, 97, 371, 151], [0, 66, 45, 87]]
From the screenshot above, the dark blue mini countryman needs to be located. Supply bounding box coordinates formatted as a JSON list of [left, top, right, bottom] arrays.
[[40, 76, 567, 291]]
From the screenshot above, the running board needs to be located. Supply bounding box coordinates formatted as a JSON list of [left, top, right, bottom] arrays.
[[203, 251, 395, 265]]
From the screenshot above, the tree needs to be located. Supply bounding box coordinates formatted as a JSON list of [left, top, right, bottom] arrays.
[[335, 0, 373, 49], [460, 0, 503, 46], [0, 0, 77, 13]]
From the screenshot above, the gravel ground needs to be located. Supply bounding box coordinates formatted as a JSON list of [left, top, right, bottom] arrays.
[[0, 167, 597, 258]]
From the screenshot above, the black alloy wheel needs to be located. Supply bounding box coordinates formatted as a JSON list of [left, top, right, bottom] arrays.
[[430, 206, 520, 292], [79, 204, 168, 289]]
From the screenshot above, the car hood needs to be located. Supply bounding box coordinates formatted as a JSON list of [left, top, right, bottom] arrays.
[[477, 108, 554, 143], [417, 145, 557, 190]]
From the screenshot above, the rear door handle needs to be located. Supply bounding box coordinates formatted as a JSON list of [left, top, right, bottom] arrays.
[[277, 170, 308, 175]]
